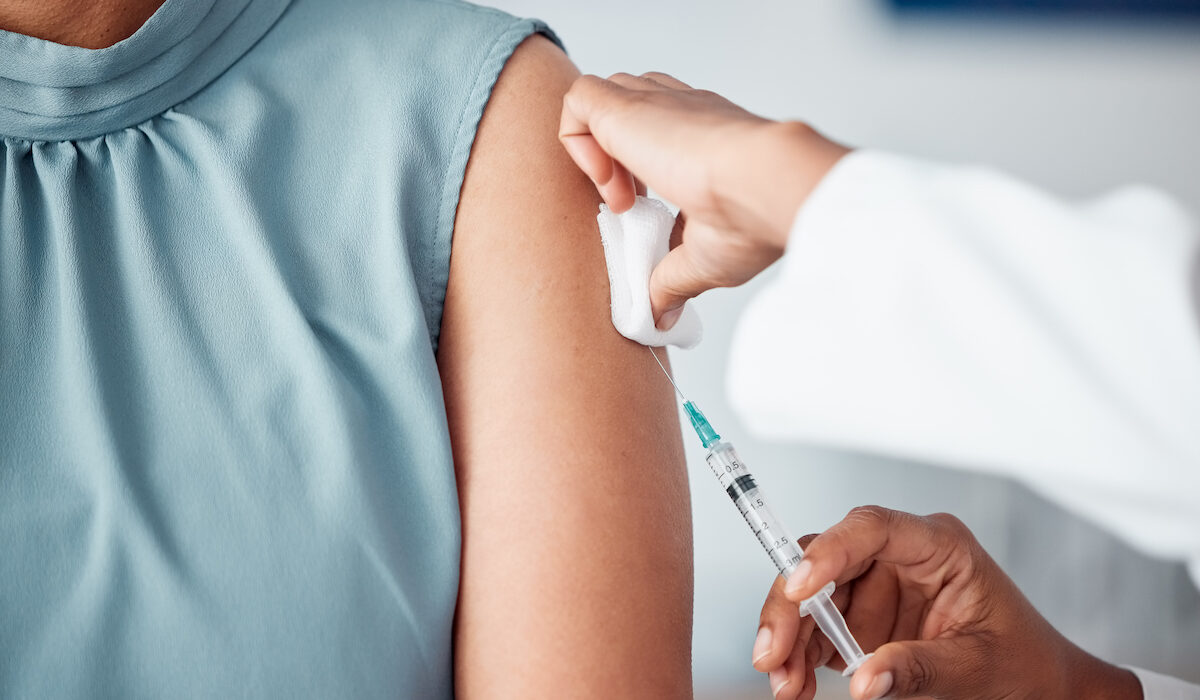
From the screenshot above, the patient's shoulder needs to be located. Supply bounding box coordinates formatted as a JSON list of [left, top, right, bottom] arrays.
[[271, 0, 552, 65], [442, 29, 622, 372], [446, 31, 605, 314], [453, 33, 586, 238]]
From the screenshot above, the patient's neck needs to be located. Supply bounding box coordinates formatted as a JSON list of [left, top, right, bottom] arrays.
[[0, 0, 166, 49]]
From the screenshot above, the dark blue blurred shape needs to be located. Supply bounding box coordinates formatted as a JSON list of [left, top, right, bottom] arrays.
[[891, 0, 1200, 15]]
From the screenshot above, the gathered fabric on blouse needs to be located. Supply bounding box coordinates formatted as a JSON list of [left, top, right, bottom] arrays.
[[0, 0, 555, 696]]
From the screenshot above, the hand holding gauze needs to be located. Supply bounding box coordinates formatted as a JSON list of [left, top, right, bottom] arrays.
[[559, 71, 848, 329]]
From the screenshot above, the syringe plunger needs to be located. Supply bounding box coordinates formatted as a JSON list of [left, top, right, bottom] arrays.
[[646, 352, 871, 676], [802, 589, 870, 675]]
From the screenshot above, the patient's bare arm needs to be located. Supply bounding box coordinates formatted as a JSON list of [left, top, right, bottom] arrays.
[[438, 36, 694, 699]]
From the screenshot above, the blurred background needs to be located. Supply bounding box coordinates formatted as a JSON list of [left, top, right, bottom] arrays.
[[489, 0, 1200, 697]]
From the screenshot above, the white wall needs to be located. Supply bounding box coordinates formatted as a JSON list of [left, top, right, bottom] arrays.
[[485, 1, 1200, 696]]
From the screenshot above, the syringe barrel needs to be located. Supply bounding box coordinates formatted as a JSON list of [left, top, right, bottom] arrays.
[[706, 439, 870, 675], [704, 441, 804, 579]]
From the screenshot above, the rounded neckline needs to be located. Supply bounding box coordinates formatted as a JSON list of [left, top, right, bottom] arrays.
[[0, 0, 292, 141]]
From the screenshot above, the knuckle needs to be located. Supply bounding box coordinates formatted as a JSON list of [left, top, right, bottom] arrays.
[[959, 635, 1000, 689], [903, 651, 937, 694], [781, 119, 820, 140], [640, 70, 676, 83], [624, 88, 655, 105], [845, 504, 891, 527], [569, 73, 602, 95], [927, 511, 971, 539], [563, 75, 603, 113], [925, 512, 991, 577]]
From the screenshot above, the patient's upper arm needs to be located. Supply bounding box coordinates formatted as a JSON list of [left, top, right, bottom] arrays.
[[437, 35, 694, 698]]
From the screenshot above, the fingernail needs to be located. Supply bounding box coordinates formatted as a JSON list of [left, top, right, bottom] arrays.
[[752, 626, 772, 665], [769, 668, 791, 698], [656, 305, 683, 331], [863, 671, 893, 700], [785, 559, 813, 596]]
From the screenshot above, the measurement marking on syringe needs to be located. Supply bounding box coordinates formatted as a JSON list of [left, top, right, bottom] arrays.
[[646, 349, 869, 676], [724, 474, 756, 500]]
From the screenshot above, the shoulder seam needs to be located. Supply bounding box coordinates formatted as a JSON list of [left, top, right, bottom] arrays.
[[427, 17, 553, 352]]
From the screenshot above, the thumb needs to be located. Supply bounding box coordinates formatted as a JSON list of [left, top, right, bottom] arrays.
[[849, 639, 982, 700], [648, 242, 712, 330]]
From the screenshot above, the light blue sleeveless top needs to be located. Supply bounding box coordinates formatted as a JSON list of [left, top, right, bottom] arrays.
[[0, 1, 555, 696]]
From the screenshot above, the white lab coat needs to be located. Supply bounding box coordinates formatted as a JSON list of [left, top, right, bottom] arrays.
[[727, 150, 1200, 698]]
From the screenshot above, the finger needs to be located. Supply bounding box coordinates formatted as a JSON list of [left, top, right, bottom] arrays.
[[558, 76, 641, 211], [559, 74, 628, 139], [841, 561, 900, 655], [606, 71, 671, 92], [647, 243, 699, 330], [784, 506, 957, 603], [668, 210, 685, 250], [559, 134, 637, 213], [559, 133, 614, 185], [559, 77, 642, 186], [773, 633, 820, 700], [648, 240, 714, 329], [560, 73, 687, 210], [599, 159, 637, 213], [774, 565, 823, 700], [797, 641, 820, 700], [754, 576, 803, 673], [639, 71, 693, 89], [890, 577, 931, 643], [848, 637, 990, 700]]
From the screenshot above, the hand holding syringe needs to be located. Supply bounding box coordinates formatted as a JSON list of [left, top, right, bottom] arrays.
[[650, 349, 871, 677], [649, 346, 1156, 699]]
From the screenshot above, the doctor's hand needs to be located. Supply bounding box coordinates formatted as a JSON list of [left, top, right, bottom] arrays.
[[558, 72, 849, 329], [753, 506, 1141, 700]]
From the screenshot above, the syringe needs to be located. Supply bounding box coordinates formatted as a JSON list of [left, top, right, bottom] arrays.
[[650, 349, 870, 676]]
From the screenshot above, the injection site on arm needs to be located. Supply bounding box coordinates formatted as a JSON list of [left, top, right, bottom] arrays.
[[602, 195, 870, 676]]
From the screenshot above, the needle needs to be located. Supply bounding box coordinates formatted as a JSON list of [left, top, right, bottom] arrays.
[[648, 346, 687, 402]]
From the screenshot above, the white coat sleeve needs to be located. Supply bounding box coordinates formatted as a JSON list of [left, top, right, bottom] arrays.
[[1129, 667, 1200, 699], [726, 150, 1200, 590]]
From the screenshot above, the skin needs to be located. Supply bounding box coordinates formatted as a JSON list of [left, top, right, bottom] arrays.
[[4, 5, 697, 695], [559, 72, 1145, 700], [0, 0, 165, 49], [441, 38, 694, 698]]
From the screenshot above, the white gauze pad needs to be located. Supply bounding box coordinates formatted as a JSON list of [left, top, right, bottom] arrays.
[[597, 196, 702, 349]]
